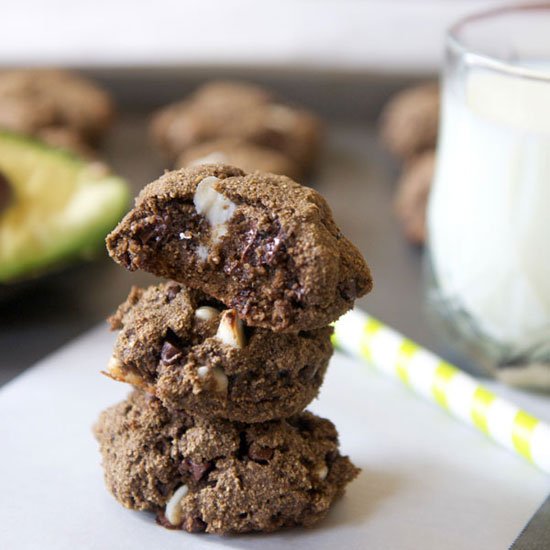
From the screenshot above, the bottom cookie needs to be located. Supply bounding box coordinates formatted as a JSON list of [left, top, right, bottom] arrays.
[[94, 391, 359, 534]]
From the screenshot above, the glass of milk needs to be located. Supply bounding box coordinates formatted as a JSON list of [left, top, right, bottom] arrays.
[[427, 6, 550, 387]]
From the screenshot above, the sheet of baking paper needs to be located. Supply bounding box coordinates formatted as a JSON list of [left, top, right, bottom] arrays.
[[0, 323, 549, 550]]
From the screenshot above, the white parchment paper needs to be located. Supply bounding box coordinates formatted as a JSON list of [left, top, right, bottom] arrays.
[[0, 323, 549, 550]]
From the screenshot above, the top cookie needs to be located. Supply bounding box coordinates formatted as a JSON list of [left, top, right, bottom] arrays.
[[106, 164, 372, 332], [0, 69, 114, 146]]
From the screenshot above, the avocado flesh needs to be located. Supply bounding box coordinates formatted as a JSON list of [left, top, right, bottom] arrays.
[[0, 132, 129, 283]]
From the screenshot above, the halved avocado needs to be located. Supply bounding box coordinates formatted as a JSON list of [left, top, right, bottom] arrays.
[[0, 131, 129, 283]]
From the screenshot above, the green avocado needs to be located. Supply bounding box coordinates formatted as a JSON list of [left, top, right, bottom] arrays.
[[0, 131, 129, 283]]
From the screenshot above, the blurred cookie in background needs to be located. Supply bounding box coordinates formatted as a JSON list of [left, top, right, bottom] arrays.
[[379, 82, 439, 161], [393, 150, 435, 246], [0, 69, 115, 151], [189, 80, 273, 111], [151, 80, 272, 160], [151, 80, 322, 178], [176, 138, 302, 181], [379, 81, 439, 244], [35, 127, 96, 159]]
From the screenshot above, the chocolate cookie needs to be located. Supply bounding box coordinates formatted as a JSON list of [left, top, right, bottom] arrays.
[[176, 138, 302, 181], [0, 69, 114, 146], [379, 82, 439, 161], [106, 164, 372, 332], [94, 391, 359, 534], [183, 80, 273, 111], [107, 282, 332, 422], [394, 150, 435, 245], [151, 81, 270, 160], [151, 80, 322, 173], [35, 127, 96, 158]]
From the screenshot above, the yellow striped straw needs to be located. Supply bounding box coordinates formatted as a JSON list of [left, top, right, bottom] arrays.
[[333, 309, 550, 474]]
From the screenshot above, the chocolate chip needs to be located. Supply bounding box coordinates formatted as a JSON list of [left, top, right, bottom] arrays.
[[248, 442, 274, 463], [240, 222, 287, 268], [136, 224, 160, 246], [166, 282, 181, 301], [263, 235, 284, 266], [182, 516, 207, 533], [160, 341, 182, 365], [155, 511, 180, 530], [0, 170, 13, 214], [179, 458, 213, 482], [299, 364, 319, 381], [338, 279, 358, 301], [325, 450, 338, 464], [155, 480, 170, 497], [154, 440, 169, 454]]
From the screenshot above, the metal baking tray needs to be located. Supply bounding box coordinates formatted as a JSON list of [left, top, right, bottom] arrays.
[[1, 67, 459, 386]]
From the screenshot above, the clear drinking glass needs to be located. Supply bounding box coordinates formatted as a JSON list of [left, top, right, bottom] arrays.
[[426, 5, 550, 383]]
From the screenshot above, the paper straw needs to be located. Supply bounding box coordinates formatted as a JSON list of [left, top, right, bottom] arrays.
[[333, 309, 550, 475]]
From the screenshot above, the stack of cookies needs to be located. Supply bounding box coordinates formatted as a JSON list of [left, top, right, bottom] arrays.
[[151, 81, 322, 181], [94, 164, 373, 535]]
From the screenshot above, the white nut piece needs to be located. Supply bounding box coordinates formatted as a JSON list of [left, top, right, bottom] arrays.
[[315, 463, 329, 481], [194, 306, 220, 322], [196, 244, 209, 262], [212, 366, 228, 393], [165, 484, 189, 526], [215, 309, 246, 349], [193, 176, 236, 242], [196, 366, 210, 380], [196, 365, 228, 393], [107, 355, 122, 372]]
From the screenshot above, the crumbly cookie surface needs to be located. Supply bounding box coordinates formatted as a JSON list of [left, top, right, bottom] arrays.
[[151, 80, 322, 172], [0, 69, 114, 145], [106, 164, 372, 332], [176, 138, 302, 181], [94, 391, 359, 534], [107, 282, 332, 422]]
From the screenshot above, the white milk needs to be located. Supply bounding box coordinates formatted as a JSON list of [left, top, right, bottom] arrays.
[[428, 68, 550, 354]]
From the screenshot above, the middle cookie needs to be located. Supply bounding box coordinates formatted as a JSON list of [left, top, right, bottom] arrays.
[[106, 282, 333, 423]]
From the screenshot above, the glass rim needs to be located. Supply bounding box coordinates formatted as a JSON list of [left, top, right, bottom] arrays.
[[447, 3, 550, 83]]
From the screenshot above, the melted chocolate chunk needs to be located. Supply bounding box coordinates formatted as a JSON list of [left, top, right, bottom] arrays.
[[239, 221, 286, 268], [338, 279, 358, 302], [299, 364, 319, 381], [179, 458, 213, 482], [155, 511, 180, 530], [165, 282, 181, 302], [248, 442, 274, 463], [160, 341, 183, 365], [325, 450, 338, 464], [182, 516, 207, 533]]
